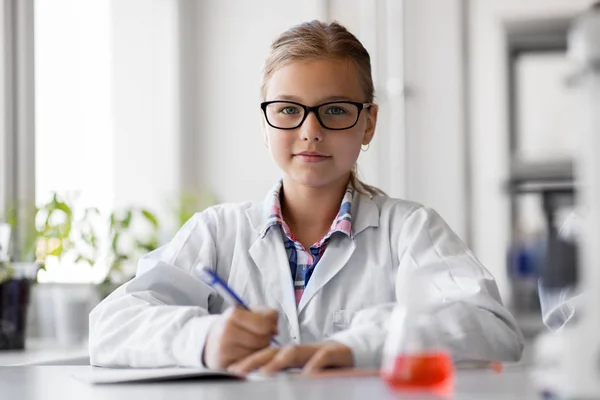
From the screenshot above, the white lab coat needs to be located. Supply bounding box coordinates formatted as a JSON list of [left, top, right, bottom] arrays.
[[89, 190, 524, 368]]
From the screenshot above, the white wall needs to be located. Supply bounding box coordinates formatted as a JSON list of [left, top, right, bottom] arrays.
[[402, 0, 468, 240], [111, 0, 181, 223], [469, 0, 595, 302]]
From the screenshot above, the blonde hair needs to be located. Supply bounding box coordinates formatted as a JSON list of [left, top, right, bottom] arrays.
[[261, 20, 386, 198]]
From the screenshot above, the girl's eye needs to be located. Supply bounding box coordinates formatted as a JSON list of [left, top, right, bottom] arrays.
[[325, 106, 346, 115], [280, 106, 300, 115]]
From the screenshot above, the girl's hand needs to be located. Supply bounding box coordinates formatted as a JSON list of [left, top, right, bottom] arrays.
[[203, 307, 278, 369], [226, 341, 354, 375]]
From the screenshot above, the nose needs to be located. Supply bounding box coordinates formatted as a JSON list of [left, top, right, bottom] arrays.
[[300, 111, 323, 142]]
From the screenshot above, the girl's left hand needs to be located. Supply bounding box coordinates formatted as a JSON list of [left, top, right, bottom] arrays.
[[226, 341, 354, 375]]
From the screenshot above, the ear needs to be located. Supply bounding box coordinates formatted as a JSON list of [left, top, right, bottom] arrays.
[[362, 104, 378, 145]]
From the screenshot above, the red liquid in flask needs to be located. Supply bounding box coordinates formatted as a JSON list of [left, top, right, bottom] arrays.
[[382, 352, 454, 396]]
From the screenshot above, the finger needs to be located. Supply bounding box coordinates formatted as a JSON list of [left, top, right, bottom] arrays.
[[210, 333, 263, 369], [227, 347, 279, 374], [230, 308, 278, 336], [302, 348, 337, 373], [223, 323, 271, 351], [217, 342, 256, 368], [261, 346, 317, 374], [303, 345, 354, 374]]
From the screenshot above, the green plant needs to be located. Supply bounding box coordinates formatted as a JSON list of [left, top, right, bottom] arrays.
[[74, 206, 102, 267], [5, 193, 78, 267], [5, 203, 38, 264], [4, 190, 216, 286], [35, 193, 75, 264], [0, 262, 14, 285], [5, 194, 100, 276], [106, 207, 160, 284]]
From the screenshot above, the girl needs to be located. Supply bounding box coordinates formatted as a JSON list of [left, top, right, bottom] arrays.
[[89, 20, 524, 374]]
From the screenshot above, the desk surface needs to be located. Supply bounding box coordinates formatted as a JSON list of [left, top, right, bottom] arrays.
[[0, 366, 540, 400], [0, 340, 88, 366]]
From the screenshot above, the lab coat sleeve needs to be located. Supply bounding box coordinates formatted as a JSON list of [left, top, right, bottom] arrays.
[[89, 210, 223, 368], [330, 206, 525, 368]]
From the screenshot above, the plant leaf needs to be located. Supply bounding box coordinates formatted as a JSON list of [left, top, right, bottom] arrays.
[[48, 242, 63, 257], [140, 209, 159, 229], [111, 234, 118, 253], [55, 201, 73, 217], [122, 210, 133, 229]]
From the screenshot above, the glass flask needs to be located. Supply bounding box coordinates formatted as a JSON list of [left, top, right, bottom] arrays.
[[380, 273, 455, 396]]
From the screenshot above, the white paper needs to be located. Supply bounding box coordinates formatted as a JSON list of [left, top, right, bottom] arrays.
[[71, 366, 245, 384]]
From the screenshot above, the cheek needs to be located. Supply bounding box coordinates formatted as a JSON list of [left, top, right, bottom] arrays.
[[333, 131, 363, 163], [267, 130, 293, 158], [339, 144, 362, 168]]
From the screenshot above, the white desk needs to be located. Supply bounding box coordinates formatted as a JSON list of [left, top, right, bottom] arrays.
[[0, 340, 88, 366], [0, 366, 540, 399]]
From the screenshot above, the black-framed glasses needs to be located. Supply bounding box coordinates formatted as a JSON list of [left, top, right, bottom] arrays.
[[260, 100, 372, 130]]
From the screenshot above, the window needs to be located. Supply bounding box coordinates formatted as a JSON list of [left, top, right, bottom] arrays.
[[34, 0, 113, 282]]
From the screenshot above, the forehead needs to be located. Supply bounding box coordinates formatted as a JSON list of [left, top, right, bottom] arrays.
[[265, 59, 365, 103]]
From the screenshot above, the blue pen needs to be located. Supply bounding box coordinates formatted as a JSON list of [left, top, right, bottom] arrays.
[[198, 267, 280, 346]]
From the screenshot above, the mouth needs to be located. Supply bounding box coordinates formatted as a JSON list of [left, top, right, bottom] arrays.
[[294, 151, 331, 163]]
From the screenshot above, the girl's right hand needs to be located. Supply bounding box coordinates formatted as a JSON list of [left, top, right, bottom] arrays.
[[203, 307, 279, 369]]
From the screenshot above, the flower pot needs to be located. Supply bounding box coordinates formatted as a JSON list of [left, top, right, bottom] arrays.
[[53, 283, 99, 346], [29, 282, 100, 346], [0, 263, 39, 350]]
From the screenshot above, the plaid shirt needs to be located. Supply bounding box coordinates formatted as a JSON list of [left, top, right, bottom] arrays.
[[262, 181, 354, 305]]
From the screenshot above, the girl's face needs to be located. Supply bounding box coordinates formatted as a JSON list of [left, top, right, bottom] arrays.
[[263, 59, 378, 189]]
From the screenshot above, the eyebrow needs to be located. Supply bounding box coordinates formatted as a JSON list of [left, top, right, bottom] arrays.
[[272, 95, 358, 103]]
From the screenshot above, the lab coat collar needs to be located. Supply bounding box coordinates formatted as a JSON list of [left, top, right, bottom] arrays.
[[245, 184, 380, 237], [245, 184, 380, 320], [259, 180, 355, 242]]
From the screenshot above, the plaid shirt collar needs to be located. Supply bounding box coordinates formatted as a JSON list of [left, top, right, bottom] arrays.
[[261, 180, 354, 243]]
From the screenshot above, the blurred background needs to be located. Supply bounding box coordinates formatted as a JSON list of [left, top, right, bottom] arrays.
[[0, 0, 593, 352]]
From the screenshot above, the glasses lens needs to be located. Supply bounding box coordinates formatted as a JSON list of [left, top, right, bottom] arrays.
[[318, 103, 360, 129], [265, 102, 305, 129]]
